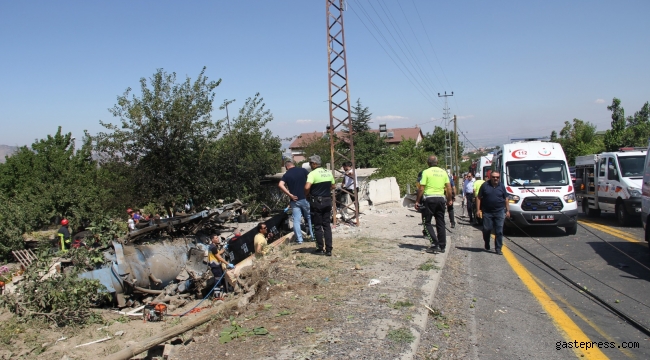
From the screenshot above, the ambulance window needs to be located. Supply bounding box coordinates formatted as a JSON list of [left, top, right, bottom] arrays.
[[607, 157, 618, 180], [599, 158, 606, 177]]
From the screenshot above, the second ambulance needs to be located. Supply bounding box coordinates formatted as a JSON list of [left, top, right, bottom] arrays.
[[492, 140, 578, 235]]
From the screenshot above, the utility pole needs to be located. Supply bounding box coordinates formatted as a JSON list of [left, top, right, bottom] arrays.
[[326, 0, 359, 226], [438, 92, 453, 175], [220, 99, 236, 134]]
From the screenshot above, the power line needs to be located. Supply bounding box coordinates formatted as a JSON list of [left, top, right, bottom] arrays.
[[357, 0, 440, 106], [374, 0, 443, 106], [347, 1, 441, 110]]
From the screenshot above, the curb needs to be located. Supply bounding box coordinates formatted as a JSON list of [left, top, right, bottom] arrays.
[[401, 231, 452, 360]]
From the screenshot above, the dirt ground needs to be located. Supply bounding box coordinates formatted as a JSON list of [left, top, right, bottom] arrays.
[[175, 203, 470, 360], [0, 202, 474, 359]]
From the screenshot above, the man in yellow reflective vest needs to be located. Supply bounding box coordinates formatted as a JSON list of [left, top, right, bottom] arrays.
[[415, 155, 453, 254]]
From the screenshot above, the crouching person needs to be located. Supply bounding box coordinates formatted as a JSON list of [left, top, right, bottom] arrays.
[[209, 234, 234, 298]]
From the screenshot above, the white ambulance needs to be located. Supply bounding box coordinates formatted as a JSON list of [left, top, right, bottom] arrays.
[[476, 153, 494, 180], [493, 140, 578, 235]]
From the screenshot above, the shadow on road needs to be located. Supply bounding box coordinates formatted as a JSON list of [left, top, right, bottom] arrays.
[[586, 241, 650, 282], [455, 246, 486, 253]]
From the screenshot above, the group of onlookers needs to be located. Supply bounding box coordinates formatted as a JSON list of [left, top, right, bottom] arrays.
[[416, 156, 510, 256]]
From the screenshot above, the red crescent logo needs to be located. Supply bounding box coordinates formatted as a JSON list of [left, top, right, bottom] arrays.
[[538, 148, 552, 156], [511, 149, 527, 159]]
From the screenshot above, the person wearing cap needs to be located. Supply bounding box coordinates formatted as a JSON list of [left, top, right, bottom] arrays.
[[415, 155, 452, 254], [57, 219, 71, 251], [305, 154, 336, 256], [279, 160, 314, 244]]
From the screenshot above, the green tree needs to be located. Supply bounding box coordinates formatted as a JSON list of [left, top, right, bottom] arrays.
[[209, 93, 282, 202], [557, 119, 605, 165], [94, 68, 222, 210], [370, 139, 428, 196], [349, 98, 372, 134], [300, 135, 331, 169], [604, 98, 627, 151], [353, 131, 387, 168], [0, 128, 109, 260], [419, 126, 464, 168], [550, 130, 558, 142], [621, 101, 650, 147]]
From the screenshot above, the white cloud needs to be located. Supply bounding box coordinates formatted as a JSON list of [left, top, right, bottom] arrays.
[[456, 115, 475, 120], [595, 99, 605, 104], [374, 115, 408, 122]]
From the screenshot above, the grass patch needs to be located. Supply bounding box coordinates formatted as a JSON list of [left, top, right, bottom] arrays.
[[275, 310, 291, 317], [0, 318, 26, 345], [268, 278, 283, 285], [390, 300, 414, 309], [418, 260, 440, 271], [387, 327, 415, 344], [297, 260, 321, 269]]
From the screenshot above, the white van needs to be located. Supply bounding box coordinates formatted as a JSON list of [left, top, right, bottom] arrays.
[[576, 149, 646, 225], [493, 141, 578, 235], [477, 153, 494, 180], [641, 146, 650, 241]]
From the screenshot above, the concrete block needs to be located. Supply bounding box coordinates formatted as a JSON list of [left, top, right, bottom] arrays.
[[367, 177, 401, 205]]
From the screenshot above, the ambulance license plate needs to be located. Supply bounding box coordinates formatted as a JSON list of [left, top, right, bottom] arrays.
[[532, 215, 554, 221]]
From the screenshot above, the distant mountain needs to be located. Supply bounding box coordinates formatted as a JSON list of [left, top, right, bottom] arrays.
[[0, 145, 18, 163]]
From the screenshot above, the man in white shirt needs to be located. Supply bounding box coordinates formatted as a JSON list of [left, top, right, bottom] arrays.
[[340, 161, 358, 203], [463, 173, 476, 223]]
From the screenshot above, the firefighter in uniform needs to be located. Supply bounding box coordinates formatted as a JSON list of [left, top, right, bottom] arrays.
[[305, 155, 336, 256], [415, 155, 453, 253]]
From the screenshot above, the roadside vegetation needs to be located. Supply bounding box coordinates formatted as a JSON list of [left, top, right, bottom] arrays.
[[0, 67, 282, 261]]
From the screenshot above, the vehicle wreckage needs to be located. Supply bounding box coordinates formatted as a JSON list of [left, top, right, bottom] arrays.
[[78, 200, 291, 307]]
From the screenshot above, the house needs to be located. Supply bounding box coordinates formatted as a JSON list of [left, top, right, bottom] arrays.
[[288, 125, 423, 163]]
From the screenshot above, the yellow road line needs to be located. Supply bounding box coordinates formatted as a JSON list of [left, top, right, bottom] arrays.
[[502, 245, 609, 359], [578, 220, 645, 244], [530, 272, 635, 359]]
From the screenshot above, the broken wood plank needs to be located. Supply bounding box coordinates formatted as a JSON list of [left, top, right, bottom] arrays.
[[75, 336, 112, 348], [101, 299, 237, 360]]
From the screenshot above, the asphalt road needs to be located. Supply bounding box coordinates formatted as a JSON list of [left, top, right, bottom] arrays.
[[457, 209, 650, 359]]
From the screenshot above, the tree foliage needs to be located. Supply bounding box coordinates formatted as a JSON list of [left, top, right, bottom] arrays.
[[209, 94, 282, 202], [604, 98, 627, 151], [557, 119, 605, 165], [349, 98, 372, 134], [0, 128, 110, 260], [602, 98, 650, 151], [370, 140, 428, 196], [419, 126, 464, 168], [0, 255, 110, 326], [94, 67, 223, 209]]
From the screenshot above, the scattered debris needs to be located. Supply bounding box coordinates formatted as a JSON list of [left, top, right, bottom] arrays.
[[75, 336, 112, 348], [11, 249, 38, 268], [368, 279, 381, 286]]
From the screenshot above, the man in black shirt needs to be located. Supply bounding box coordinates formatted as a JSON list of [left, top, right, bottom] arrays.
[[476, 171, 510, 255], [279, 161, 314, 244]]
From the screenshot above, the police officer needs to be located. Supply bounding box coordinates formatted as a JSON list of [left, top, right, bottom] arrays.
[[305, 155, 336, 256], [415, 155, 453, 253]]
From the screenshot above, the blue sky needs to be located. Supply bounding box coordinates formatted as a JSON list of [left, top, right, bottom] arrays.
[[1, 0, 649, 150]]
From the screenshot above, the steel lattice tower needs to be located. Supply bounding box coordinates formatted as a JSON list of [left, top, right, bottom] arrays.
[[326, 0, 359, 226], [439, 91, 454, 173]]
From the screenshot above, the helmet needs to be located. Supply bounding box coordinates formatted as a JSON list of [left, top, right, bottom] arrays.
[[61, 219, 69, 226], [127, 208, 133, 214]]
